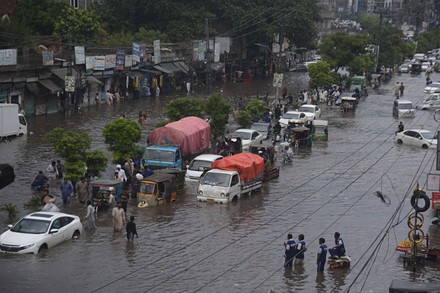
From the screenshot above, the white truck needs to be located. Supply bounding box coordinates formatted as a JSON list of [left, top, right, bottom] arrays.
[[196, 153, 265, 204], [0, 104, 27, 139]]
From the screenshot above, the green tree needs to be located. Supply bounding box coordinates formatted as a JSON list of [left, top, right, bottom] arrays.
[[206, 93, 231, 139], [236, 111, 252, 128], [245, 98, 266, 120], [163, 97, 206, 121], [348, 54, 375, 76], [103, 118, 142, 163], [46, 128, 107, 180], [307, 61, 333, 88], [54, 6, 100, 44]]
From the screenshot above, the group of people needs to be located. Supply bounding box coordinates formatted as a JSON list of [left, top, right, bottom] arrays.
[[284, 232, 346, 272], [94, 90, 125, 105], [393, 82, 405, 98]]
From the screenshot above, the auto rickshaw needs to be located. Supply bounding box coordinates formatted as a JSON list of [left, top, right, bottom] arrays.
[[137, 173, 177, 207], [312, 120, 328, 141], [91, 179, 127, 211], [156, 168, 186, 191], [340, 96, 357, 112], [290, 126, 312, 148], [249, 142, 280, 181], [410, 63, 422, 75]]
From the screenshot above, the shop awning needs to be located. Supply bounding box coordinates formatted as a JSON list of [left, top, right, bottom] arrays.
[[86, 76, 103, 84], [153, 65, 173, 75], [51, 68, 79, 80], [39, 79, 62, 93], [139, 69, 161, 75], [210, 62, 225, 72], [160, 62, 182, 73], [173, 61, 189, 74]]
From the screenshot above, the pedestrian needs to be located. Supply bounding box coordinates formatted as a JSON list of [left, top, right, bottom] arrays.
[[112, 202, 126, 232], [46, 160, 58, 185], [95, 92, 101, 104], [84, 200, 96, 230], [126, 216, 138, 241], [399, 82, 405, 97], [75, 177, 89, 204], [295, 234, 306, 265], [329, 232, 346, 258], [31, 170, 48, 190], [60, 178, 74, 205], [393, 82, 400, 98], [317, 238, 328, 272], [284, 233, 296, 267], [56, 160, 64, 179], [396, 121, 404, 134], [141, 165, 154, 178], [155, 86, 160, 98], [116, 164, 127, 183], [106, 90, 113, 105]]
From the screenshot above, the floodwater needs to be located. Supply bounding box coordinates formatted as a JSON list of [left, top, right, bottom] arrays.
[[1, 72, 440, 293]]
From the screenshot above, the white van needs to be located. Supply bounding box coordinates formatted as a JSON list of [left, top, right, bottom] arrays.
[[393, 99, 415, 118], [185, 154, 223, 182]]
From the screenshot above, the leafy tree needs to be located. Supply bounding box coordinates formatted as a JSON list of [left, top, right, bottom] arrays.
[[236, 111, 252, 128], [348, 54, 375, 76], [46, 128, 107, 180], [205, 93, 231, 139], [53, 6, 100, 44], [307, 61, 333, 88], [245, 98, 266, 120], [163, 97, 205, 121], [103, 118, 142, 163], [85, 150, 108, 177], [416, 29, 440, 54]]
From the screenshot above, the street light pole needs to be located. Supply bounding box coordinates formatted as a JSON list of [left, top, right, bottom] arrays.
[[255, 43, 282, 104]]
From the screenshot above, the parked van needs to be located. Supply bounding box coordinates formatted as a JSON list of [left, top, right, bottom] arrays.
[[413, 53, 427, 62], [185, 154, 223, 182], [393, 99, 415, 118]]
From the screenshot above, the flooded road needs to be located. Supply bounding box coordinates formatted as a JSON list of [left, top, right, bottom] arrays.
[[1, 72, 440, 293]]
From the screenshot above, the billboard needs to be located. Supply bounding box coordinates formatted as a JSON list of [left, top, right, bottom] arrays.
[[153, 40, 161, 64], [132, 43, 140, 62], [94, 56, 105, 70], [115, 50, 125, 71], [74, 46, 85, 65], [0, 49, 17, 66]]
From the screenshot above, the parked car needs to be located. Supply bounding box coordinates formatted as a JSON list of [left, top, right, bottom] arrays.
[[393, 99, 415, 118], [279, 111, 308, 127], [416, 93, 440, 110], [421, 62, 431, 71], [395, 129, 437, 149], [231, 129, 263, 151], [398, 63, 410, 73], [424, 82, 440, 94], [250, 122, 272, 140], [298, 105, 321, 121], [0, 212, 82, 254]]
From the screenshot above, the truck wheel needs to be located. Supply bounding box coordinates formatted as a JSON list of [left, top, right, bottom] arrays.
[[396, 139, 403, 145], [231, 195, 239, 202]]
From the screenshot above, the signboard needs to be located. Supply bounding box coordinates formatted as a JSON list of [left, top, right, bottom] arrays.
[[85, 56, 94, 70], [153, 40, 161, 64], [65, 76, 75, 92], [273, 73, 283, 88], [214, 42, 220, 63], [0, 49, 17, 66], [74, 46, 85, 65], [42, 51, 54, 66], [115, 50, 125, 71], [105, 54, 116, 69], [94, 56, 105, 70], [427, 173, 440, 190], [125, 55, 133, 67], [432, 192, 440, 209], [132, 43, 140, 62]]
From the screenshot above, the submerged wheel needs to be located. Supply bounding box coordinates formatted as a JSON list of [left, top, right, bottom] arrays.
[[422, 144, 428, 149], [72, 230, 80, 239], [38, 244, 48, 253], [396, 139, 403, 145], [434, 109, 440, 122]]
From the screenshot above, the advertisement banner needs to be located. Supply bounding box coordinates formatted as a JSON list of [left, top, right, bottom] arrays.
[[94, 56, 105, 70], [42, 51, 54, 66], [132, 43, 140, 62], [153, 40, 161, 64], [105, 54, 116, 69], [115, 50, 125, 70], [65, 76, 75, 92], [125, 55, 133, 67], [0, 49, 17, 66], [85, 56, 94, 70], [74, 46, 85, 65]]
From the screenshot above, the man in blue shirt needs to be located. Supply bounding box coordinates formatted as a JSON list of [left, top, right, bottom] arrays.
[[329, 232, 346, 258], [60, 178, 73, 205], [295, 234, 306, 265], [284, 233, 296, 267], [317, 238, 328, 272]]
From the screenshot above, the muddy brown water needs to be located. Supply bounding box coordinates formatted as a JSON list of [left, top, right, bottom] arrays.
[[1, 72, 440, 292]]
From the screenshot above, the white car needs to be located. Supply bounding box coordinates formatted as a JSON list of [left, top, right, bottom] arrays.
[[279, 111, 308, 127], [231, 129, 263, 151], [298, 105, 322, 121], [395, 129, 437, 149], [421, 62, 431, 71], [416, 93, 440, 110], [398, 64, 410, 73], [185, 154, 223, 182], [424, 82, 440, 94], [0, 212, 83, 254]]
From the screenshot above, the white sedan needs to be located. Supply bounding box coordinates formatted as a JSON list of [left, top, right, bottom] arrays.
[[395, 129, 437, 149], [231, 129, 263, 151], [298, 105, 321, 121], [279, 111, 308, 127], [424, 82, 440, 94], [0, 212, 83, 254]]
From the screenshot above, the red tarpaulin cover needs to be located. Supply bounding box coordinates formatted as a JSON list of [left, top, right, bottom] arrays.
[[211, 153, 265, 181], [147, 116, 211, 157]]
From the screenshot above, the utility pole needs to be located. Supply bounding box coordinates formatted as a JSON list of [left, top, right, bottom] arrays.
[[205, 18, 211, 93]]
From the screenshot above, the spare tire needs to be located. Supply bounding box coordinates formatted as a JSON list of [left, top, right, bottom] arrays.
[[410, 190, 430, 213]]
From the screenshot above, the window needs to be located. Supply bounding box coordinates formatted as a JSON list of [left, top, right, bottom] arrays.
[[252, 132, 259, 139], [231, 175, 239, 186], [70, 0, 79, 8], [404, 131, 416, 138]]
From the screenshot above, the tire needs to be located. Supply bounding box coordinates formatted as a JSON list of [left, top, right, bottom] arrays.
[[72, 230, 80, 239], [397, 139, 403, 145], [38, 244, 48, 253], [407, 212, 424, 229], [410, 191, 430, 213], [422, 144, 428, 149], [408, 228, 425, 243]]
